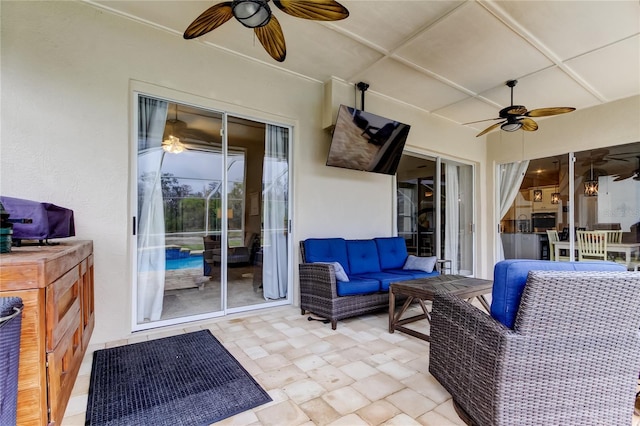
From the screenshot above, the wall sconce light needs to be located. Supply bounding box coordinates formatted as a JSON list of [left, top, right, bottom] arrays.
[[533, 189, 542, 202]]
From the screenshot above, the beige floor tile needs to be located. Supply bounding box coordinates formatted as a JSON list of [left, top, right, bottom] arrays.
[[326, 413, 370, 425], [283, 378, 327, 404], [255, 400, 310, 426], [299, 397, 341, 426], [255, 353, 291, 372], [356, 400, 401, 425], [386, 387, 437, 418], [255, 364, 307, 390], [378, 360, 415, 381], [402, 373, 450, 405], [340, 360, 379, 380], [70, 374, 91, 397], [417, 410, 462, 426], [307, 364, 354, 391], [351, 372, 405, 401], [293, 354, 328, 372], [64, 394, 88, 418], [434, 400, 468, 426], [321, 386, 371, 415], [383, 413, 423, 425], [62, 412, 86, 425]]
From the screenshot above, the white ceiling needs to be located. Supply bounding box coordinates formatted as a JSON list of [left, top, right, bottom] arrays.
[[89, 0, 640, 134]]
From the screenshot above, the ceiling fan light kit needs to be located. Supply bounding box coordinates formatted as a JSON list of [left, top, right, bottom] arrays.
[[232, 0, 271, 28], [468, 79, 576, 137], [184, 0, 349, 62]]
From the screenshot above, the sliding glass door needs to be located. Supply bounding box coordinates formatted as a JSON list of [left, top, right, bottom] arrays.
[[396, 154, 475, 276], [134, 94, 290, 329]]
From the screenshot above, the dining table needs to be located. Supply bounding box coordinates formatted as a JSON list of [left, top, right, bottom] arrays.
[[552, 240, 640, 265]]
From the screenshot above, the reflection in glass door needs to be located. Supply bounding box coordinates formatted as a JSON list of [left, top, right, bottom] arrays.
[[134, 95, 290, 329]]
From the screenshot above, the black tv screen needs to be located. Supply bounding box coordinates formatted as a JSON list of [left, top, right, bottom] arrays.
[[326, 105, 410, 175]]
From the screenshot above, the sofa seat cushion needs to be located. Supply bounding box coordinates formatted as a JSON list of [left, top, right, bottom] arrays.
[[304, 238, 350, 275], [374, 237, 408, 270], [347, 239, 382, 275], [352, 272, 411, 291], [385, 268, 440, 279], [336, 278, 380, 296], [491, 259, 626, 329]]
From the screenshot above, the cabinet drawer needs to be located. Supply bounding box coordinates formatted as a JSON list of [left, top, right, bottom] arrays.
[[46, 316, 83, 424], [46, 265, 81, 351]]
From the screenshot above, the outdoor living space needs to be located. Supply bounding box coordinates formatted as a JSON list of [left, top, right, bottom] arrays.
[[62, 304, 640, 425]]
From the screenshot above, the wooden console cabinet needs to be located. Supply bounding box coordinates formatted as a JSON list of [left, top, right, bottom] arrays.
[[0, 241, 94, 425]]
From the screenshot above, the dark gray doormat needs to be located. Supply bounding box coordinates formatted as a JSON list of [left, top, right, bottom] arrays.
[[85, 330, 271, 426]]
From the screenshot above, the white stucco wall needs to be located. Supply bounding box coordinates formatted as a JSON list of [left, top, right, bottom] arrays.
[[1, 1, 484, 343]]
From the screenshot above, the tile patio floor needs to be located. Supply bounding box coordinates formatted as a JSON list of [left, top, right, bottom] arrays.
[[62, 305, 640, 425]]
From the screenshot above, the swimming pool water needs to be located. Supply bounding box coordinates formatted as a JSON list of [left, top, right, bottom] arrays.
[[165, 254, 203, 270]]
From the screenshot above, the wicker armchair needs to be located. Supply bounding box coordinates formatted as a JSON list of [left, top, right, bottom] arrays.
[[429, 271, 640, 426]]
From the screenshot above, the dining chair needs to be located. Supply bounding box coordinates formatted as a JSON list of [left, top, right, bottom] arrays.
[[576, 230, 607, 261], [546, 230, 569, 261], [604, 230, 623, 244]]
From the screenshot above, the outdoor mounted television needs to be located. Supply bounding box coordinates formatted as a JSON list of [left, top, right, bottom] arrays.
[[326, 104, 411, 175]]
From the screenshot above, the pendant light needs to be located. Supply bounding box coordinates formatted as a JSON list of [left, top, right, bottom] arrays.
[[584, 162, 598, 197], [551, 160, 560, 204]]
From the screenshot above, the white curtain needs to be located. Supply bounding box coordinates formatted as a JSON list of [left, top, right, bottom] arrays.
[[444, 163, 460, 274], [262, 125, 288, 300], [497, 160, 530, 260], [136, 96, 168, 322]]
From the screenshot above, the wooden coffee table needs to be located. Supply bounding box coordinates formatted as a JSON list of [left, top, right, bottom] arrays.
[[389, 275, 493, 341]]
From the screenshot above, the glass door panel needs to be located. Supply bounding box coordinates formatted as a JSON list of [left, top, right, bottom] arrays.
[[440, 160, 474, 275], [573, 143, 640, 266], [396, 154, 475, 276], [136, 97, 225, 326]]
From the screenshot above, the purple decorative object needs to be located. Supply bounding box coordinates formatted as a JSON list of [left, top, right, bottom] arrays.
[[0, 196, 75, 242]]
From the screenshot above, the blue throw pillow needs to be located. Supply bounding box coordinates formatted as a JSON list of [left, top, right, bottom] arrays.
[[403, 255, 437, 273], [314, 261, 349, 282]]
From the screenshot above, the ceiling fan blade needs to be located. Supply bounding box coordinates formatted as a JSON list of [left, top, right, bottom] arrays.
[[254, 16, 287, 62], [184, 2, 234, 39], [273, 0, 349, 21], [505, 106, 527, 116], [613, 172, 635, 181], [476, 121, 504, 137], [462, 117, 502, 125], [520, 117, 538, 131], [525, 107, 576, 117]]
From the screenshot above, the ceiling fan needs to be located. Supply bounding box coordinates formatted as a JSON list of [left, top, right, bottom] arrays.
[[466, 80, 576, 137], [183, 0, 349, 62], [612, 156, 640, 181]]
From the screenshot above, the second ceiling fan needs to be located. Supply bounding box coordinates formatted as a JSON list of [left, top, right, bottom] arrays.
[[183, 0, 349, 62], [467, 80, 576, 137]]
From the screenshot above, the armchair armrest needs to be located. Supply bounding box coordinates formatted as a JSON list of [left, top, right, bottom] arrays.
[[298, 263, 339, 299], [429, 291, 515, 425]]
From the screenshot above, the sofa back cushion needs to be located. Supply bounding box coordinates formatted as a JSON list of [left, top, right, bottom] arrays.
[[491, 259, 626, 329], [303, 238, 350, 275], [374, 237, 408, 270], [346, 239, 382, 275]]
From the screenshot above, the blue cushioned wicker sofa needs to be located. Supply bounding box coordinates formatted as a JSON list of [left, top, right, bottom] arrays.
[[299, 236, 440, 329]]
